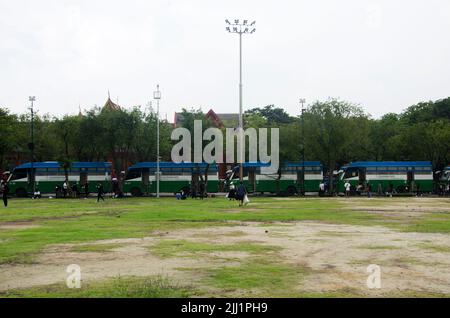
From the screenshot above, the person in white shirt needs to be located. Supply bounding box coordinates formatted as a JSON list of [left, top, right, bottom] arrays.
[[62, 181, 68, 198], [319, 182, 325, 196], [344, 181, 351, 197]]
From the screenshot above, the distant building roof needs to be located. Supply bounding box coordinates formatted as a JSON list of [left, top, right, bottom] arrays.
[[103, 96, 121, 111], [102, 91, 120, 110], [174, 109, 239, 128]]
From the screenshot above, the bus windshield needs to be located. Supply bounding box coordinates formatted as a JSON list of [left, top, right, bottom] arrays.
[[343, 167, 358, 179], [9, 168, 28, 181], [125, 168, 142, 180]]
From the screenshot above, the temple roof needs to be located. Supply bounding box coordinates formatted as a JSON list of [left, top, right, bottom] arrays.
[[174, 109, 238, 128], [103, 96, 121, 111]]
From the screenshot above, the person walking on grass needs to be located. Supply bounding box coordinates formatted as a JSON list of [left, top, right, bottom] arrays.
[[84, 182, 89, 199], [199, 182, 205, 200], [62, 180, 68, 198], [236, 181, 247, 207], [1, 180, 9, 207], [366, 182, 372, 198], [96, 183, 104, 202]]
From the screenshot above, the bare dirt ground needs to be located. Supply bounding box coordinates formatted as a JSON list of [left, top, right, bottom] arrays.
[[1, 210, 450, 296]]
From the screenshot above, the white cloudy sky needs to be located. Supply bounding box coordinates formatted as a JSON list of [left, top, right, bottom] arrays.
[[1, 0, 449, 119]]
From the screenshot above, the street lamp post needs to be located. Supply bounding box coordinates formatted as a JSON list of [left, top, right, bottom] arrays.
[[300, 98, 306, 195], [153, 85, 161, 198], [225, 19, 256, 182], [29, 96, 36, 196]]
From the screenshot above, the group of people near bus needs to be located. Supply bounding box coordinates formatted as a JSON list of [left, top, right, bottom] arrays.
[[176, 182, 208, 201], [52, 181, 106, 202], [176, 180, 249, 206], [342, 181, 377, 198]]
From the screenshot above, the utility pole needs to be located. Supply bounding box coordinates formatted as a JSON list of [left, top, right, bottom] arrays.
[[300, 98, 306, 195], [225, 19, 256, 182], [153, 85, 161, 198], [29, 96, 36, 196]]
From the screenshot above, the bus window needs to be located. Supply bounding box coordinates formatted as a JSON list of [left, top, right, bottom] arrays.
[[248, 168, 256, 192], [80, 171, 88, 185], [125, 168, 141, 180], [343, 167, 358, 179], [142, 168, 150, 186], [358, 168, 366, 184], [407, 171, 414, 183], [10, 168, 28, 181], [297, 169, 304, 183]]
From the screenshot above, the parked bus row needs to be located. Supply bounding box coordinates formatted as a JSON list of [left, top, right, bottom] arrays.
[[5, 161, 112, 197], [3, 161, 450, 197]]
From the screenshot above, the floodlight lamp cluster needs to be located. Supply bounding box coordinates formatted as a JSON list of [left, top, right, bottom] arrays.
[[225, 19, 256, 34]]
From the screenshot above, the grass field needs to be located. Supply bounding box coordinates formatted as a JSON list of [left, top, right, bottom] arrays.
[[1, 196, 450, 297]]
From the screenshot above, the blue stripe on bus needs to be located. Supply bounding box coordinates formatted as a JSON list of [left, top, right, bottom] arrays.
[[14, 161, 112, 170], [344, 161, 431, 168]]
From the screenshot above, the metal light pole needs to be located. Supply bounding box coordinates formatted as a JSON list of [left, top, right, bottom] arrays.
[[29, 96, 36, 196], [153, 85, 161, 198], [300, 98, 306, 195], [225, 19, 256, 182]]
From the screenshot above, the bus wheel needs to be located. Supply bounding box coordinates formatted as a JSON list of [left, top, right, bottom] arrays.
[[287, 186, 298, 196], [16, 188, 27, 198], [130, 187, 142, 197]]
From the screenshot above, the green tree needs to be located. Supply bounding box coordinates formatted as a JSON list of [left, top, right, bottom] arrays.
[[303, 98, 369, 193], [246, 105, 294, 124]]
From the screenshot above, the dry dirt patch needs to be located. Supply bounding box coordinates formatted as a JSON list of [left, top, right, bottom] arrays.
[[1, 221, 450, 296]]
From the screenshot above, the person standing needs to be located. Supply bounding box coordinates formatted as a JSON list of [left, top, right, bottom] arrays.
[[228, 182, 236, 200], [199, 182, 205, 200], [366, 182, 372, 198], [319, 182, 325, 196], [2, 181, 9, 207], [96, 183, 104, 202], [236, 181, 247, 207], [62, 180, 68, 198], [344, 181, 351, 197], [84, 182, 89, 199]]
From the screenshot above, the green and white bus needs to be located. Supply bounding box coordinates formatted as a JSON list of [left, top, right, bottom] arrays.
[[337, 161, 433, 194], [123, 161, 323, 196], [123, 162, 219, 196], [7, 161, 112, 197], [226, 161, 323, 195]]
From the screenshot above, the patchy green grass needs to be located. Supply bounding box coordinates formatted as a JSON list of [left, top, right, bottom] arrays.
[[200, 257, 309, 297], [150, 240, 278, 258], [404, 213, 450, 234], [0, 197, 449, 266], [0, 197, 374, 264], [0, 276, 193, 298]]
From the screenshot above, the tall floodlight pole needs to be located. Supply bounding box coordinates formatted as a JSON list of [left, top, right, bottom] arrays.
[[153, 85, 161, 198], [29, 96, 36, 196], [225, 19, 256, 182], [300, 98, 306, 195]]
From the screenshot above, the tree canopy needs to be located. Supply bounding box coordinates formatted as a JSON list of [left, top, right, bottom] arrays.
[[1, 96, 449, 175]]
